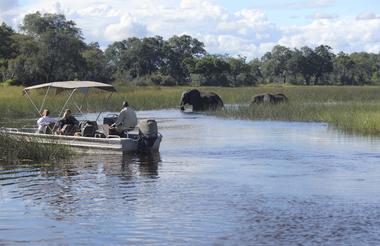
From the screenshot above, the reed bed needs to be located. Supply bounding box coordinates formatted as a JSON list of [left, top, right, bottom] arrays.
[[1, 85, 380, 135], [215, 86, 380, 135], [0, 132, 72, 162]]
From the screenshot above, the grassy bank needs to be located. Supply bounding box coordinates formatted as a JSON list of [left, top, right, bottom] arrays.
[[1, 85, 380, 135], [0, 85, 184, 119]]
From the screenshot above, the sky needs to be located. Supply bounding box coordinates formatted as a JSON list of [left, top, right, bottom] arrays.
[[1, 0, 380, 58]]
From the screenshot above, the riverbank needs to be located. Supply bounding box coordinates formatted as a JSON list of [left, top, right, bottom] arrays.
[[1, 85, 380, 135]]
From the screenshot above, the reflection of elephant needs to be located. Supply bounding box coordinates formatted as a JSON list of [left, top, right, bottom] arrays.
[[180, 89, 224, 111], [251, 93, 288, 104]]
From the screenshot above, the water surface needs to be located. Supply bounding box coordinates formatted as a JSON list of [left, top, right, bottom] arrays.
[[1, 109, 380, 245]]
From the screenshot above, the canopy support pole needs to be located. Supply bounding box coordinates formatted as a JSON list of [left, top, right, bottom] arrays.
[[24, 91, 42, 116], [95, 92, 113, 123], [58, 89, 77, 118], [39, 85, 51, 112], [65, 90, 86, 119]]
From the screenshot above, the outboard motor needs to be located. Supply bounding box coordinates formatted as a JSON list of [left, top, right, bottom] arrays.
[[138, 119, 158, 149]]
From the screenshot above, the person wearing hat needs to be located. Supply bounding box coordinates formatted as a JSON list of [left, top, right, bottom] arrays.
[[110, 101, 137, 136]]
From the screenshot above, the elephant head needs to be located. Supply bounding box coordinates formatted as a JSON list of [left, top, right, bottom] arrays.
[[180, 89, 202, 111], [179, 89, 224, 111]]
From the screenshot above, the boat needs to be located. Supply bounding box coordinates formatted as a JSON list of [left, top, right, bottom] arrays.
[[0, 81, 162, 154]]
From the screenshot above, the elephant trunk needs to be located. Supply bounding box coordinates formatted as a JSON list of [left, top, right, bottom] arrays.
[[179, 96, 185, 111]]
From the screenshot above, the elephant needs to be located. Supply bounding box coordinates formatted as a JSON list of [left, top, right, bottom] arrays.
[[251, 93, 288, 104], [179, 89, 224, 111]]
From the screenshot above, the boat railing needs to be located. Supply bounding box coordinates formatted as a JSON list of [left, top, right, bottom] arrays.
[[3, 127, 19, 132]]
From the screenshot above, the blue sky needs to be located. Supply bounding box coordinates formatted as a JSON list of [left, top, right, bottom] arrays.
[[1, 0, 380, 58], [216, 0, 380, 24]]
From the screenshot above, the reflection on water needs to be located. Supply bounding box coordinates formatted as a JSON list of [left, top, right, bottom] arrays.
[[1, 109, 380, 245]]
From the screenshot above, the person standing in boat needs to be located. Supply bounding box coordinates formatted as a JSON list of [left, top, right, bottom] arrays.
[[110, 101, 137, 136], [57, 109, 79, 135], [37, 109, 57, 134]]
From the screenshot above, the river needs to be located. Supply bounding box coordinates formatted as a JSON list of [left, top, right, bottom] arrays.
[[1, 109, 380, 245]]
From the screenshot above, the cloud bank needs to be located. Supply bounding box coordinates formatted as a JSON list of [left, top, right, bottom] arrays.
[[2, 0, 380, 58]]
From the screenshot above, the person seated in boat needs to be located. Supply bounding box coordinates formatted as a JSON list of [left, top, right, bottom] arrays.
[[109, 101, 137, 136], [37, 109, 57, 134], [57, 109, 79, 135]]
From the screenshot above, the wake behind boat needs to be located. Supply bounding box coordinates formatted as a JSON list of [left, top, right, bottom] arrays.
[[1, 81, 162, 154]]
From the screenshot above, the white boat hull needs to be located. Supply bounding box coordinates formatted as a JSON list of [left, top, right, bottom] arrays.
[[1, 129, 162, 154]]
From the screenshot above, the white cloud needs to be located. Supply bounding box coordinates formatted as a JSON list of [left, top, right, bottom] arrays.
[[0, 0, 19, 25], [282, 0, 336, 9], [105, 14, 149, 41], [356, 12, 380, 20], [0, 0, 18, 11], [3, 0, 380, 58], [279, 18, 380, 53], [217, 9, 279, 39], [78, 4, 120, 18], [308, 12, 338, 19]]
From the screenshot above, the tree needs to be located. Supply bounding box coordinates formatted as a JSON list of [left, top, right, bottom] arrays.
[[18, 12, 86, 84], [271, 45, 292, 83], [286, 48, 303, 83], [82, 42, 113, 82], [299, 47, 317, 85], [194, 55, 230, 86], [261, 45, 292, 83], [227, 56, 247, 86], [105, 36, 165, 82], [162, 35, 206, 85], [6, 34, 41, 85], [334, 52, 356, 85], [247, 59, 263, 85], [0, 23, 17, 81], [350, 52, 377, 85], [313, 45, 334, 84]]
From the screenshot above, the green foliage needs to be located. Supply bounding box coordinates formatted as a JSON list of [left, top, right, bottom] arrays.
[[0, 132, 72, 162], [1, 12, 380, 87], [194, 55, 231, 86], [82, 42, 113, 82]]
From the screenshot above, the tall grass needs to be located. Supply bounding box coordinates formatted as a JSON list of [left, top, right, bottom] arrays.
[[0, 132, 72, 162], [215, 86, 380, 135], [1, 85, 380, 135], [0, 86, 185, 120]]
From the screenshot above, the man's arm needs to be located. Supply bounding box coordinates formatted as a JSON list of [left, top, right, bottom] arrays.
[[72, 117, 79, 125], [114, 110, 126, 126]]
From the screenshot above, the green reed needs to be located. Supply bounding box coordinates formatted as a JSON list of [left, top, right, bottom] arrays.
[[0, 132, 72, 162], [2, 85, 380, 135], [215, 86, 380, 135]]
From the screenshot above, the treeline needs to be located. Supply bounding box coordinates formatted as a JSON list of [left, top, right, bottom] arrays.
[[1, 12, 380, 87]]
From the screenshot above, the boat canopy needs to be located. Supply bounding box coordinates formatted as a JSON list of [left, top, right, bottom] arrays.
[[23, 81, 116, 122], [23, 81, 116, 94]]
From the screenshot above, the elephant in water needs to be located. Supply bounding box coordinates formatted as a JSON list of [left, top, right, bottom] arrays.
[[179, 89, 224, 111], [251, 93, 288, 104]]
